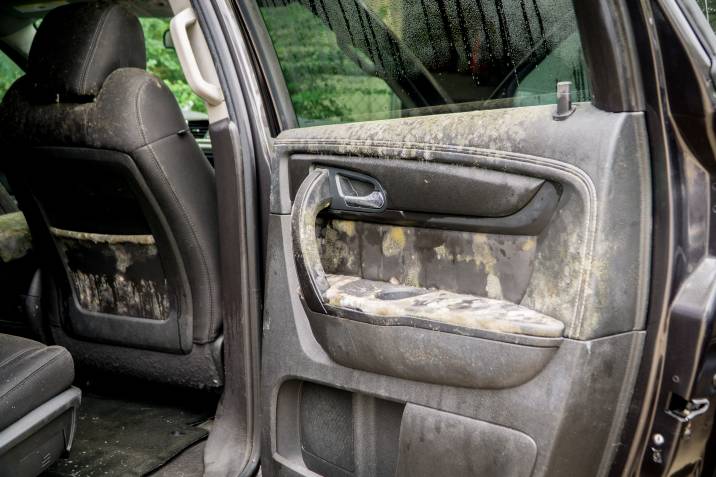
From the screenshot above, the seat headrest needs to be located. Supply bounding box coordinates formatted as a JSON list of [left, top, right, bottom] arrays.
[[28, 2, 146, 101]]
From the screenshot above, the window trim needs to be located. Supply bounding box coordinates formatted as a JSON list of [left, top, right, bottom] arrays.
[[572, 0, 644, 112]]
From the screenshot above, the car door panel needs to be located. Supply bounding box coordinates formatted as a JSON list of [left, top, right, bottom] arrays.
[[273, 103, 651, 339], [262, 102, 651, 475], [264, 212, 643, 476]]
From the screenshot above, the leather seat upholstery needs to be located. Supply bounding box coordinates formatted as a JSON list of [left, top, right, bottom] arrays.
[[0, 3, 222, 387], [0, 334, 74, 431], [0, 334, 79, 476]]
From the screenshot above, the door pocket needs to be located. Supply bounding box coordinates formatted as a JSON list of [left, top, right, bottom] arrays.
[[292, 168, 564, 388]]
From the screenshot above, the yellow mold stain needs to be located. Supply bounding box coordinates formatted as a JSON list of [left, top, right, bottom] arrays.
[[333, 220, 356, 237], [382, 227, 406, 256], [522, 238, 537, 252], [472, 234, 497, 270], [472, 234, 504, 300], [434, 244, 451, 261]]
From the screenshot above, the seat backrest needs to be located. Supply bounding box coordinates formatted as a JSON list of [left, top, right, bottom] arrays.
[[0, 3, 221, 354]]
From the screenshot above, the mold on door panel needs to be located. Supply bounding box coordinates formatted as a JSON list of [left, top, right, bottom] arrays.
[[318, 219, 537, 303], [325, 274, 564, 338]]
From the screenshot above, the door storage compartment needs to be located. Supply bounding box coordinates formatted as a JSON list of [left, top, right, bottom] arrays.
[[395, 404, 537, 477], [305, 304, 559, 389], [275, 381, 404, 477], [291, 167, 564, 388], [274, 382, 538, 477]]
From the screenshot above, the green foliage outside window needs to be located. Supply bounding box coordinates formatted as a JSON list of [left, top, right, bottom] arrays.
[[0, 52, 22, 100], [260, 0, 591, 127], [261, 3, 398, 126]]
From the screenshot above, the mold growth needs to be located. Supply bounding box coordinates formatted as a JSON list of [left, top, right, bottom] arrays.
[[51, 228, 172, 320], [382, 227, 406, 256], [317, 219, 537, 303], [0, 212, 32, 262], [325, 274, 563, 338], [70, 270, 170, 320]]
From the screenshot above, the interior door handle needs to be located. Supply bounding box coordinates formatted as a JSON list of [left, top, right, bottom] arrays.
[[339, 190, 385, 210], [292, 168, 386, 312], [329, 169, 387, 213]]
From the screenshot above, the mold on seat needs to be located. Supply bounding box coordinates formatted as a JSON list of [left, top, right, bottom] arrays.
[[51, 227, 172, 321], [0, 212, 32, 263]]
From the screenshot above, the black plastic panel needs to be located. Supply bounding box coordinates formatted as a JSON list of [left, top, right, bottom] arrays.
[[275, 381, 404, 477], [289, 154, 546, 219], [16, 148, 192, 354], [300, 383, 355, 475], [396, 404, 537, 477], [306, 307, 559, 389], [319, 180, 559, 235], [26, 151, 151, 234]]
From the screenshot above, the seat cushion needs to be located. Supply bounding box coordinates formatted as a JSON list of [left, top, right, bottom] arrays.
[[0, 334, 74, 430]]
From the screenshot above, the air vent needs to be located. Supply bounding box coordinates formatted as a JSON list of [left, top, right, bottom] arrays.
[[188, 120, 209, 139]]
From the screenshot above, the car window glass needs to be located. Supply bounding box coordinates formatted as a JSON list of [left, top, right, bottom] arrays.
[[0, 50, 22, 100], [258, 0, 591, 127], [0, 51, 23, 212]]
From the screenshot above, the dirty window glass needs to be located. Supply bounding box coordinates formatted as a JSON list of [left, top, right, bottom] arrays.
[[258, 0, 591, 127], [0, 50, 22, 100]]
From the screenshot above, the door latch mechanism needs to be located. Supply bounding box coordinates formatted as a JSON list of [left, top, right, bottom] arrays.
[[666, 396, 710, 423]]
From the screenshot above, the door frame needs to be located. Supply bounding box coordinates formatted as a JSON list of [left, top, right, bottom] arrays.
[[188, 0, 712, 474]]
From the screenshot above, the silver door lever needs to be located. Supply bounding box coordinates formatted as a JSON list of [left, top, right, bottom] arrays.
[[339, 189, 385, 210], [329, 169, 387, 212]]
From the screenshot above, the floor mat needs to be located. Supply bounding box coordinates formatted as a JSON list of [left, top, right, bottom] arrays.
[[46, 394, 210, 477]]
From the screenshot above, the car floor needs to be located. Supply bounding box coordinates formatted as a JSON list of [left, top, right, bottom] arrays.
[[148, 440, 207, 477], [43, 371, 218, 477]]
